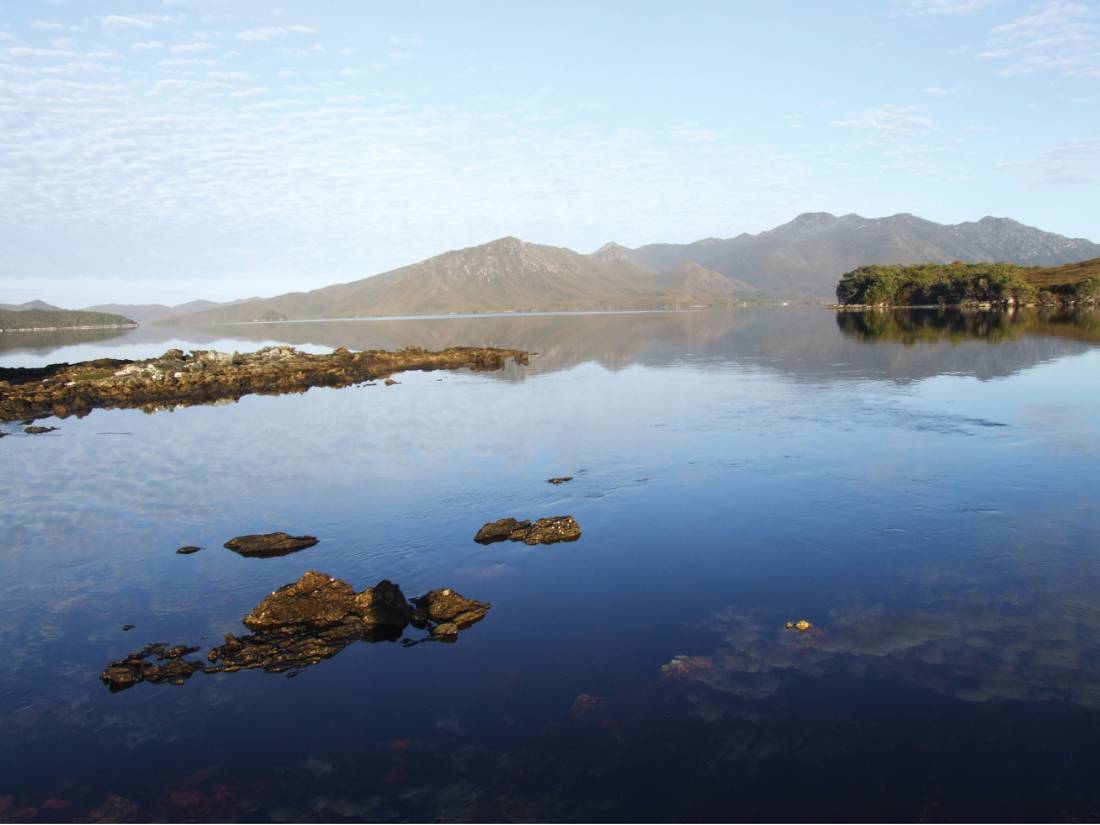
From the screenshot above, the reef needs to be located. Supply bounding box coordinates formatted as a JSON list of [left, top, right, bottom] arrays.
[[101, 572, 491, 689], [0, 344, 529, 423], [474, 516, 582, 545]]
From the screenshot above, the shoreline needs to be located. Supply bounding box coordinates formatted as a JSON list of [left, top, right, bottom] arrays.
[[0, 323, 138, 333]]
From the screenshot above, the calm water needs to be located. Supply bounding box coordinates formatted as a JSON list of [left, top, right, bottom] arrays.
[[2, 307, 1100, 822]]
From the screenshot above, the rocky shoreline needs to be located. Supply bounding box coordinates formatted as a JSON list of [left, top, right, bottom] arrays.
[[0, 344, 529, 423]]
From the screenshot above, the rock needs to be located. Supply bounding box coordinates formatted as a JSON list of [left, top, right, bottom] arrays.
[[524, 516, 582, 544], [242, 571, 412, 631], [412, 588, 491, 631], [224, 532, 318, 558], [785, 619, 813, 632], [383, 378, 399, 386], [100, 643, 204, 692], [474, 518, 532, 544], [122, 624, 135, 631], [547, 476, 574, 484], [176, 545, 202, 555], [24, 425, 58, 434], [474, 516, 581, 545]]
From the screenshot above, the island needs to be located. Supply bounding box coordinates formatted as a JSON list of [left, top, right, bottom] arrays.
[[834, 258, 1100, 308], [0, 308, 137, 333]]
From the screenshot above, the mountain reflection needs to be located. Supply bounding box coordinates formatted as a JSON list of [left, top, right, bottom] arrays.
[[4, 307, 1099, 385]]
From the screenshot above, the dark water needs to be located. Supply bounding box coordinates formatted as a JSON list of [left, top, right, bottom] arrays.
[[2, 308, 1099, 822]]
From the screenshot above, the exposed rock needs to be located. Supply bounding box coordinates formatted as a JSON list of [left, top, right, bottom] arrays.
[[176, 545, 202, 555], [785, 620, 813, 632], [383, 378, 399, 386], [102, 572, 491, 687], [547, 476, 574, 484], [0, 345, 528, 423], [476, 515, 581, 545], [24, 425, 57, 434], [121, 624, 135, 632], [412, 588, 491, 640], [99, 643, 203, 691], [524, 516, 582, 544], [224, 532, 318, 558], [474, 518, 532, 544]]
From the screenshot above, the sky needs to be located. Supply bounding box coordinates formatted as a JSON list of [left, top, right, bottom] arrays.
[[0, 0, 1098, 307]]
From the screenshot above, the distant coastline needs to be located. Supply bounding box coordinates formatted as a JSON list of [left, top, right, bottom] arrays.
[[0, 308, 137, 334]]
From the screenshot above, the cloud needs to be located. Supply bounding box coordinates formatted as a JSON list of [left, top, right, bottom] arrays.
[[999, 134, 1100, 185], [158, 57, 217, 68], [170, 42, 214, 55], [977, 0, 1100, 78], [831, 105, 935, 138], [100, 14, 181, 31], [31, 21, 83, 32], [235, 25, 317, 42], [922, 85, 959, 94], [131, 41, 165, 51], [902, 0, 999, 15]]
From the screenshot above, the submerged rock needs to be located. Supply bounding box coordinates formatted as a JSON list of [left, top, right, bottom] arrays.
[[101, 572, 492, 687], [224, 532, 318, 558], [176, 545, 202, 555], [100, 643, 203, 692], [475, 515, 582, 545], [0, 345, 528, 424], [547, 476, 574, 484]]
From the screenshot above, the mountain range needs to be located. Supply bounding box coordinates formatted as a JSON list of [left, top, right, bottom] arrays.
[[9, 212, 1099, 323], [167, 212, 1100, 323]]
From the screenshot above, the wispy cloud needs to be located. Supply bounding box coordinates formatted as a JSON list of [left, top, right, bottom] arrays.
[[831, 105, 935, 137], [978, 0, 1100, 78], [236, 25, 317, 42], [902, 0, 999, 16], [922, 85, 960, 94]]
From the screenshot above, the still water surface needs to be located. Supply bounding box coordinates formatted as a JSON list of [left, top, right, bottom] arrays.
[[2, 308, 1099, 821]]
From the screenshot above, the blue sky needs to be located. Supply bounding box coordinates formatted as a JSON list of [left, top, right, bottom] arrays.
[[0, 0, 1097, 306]]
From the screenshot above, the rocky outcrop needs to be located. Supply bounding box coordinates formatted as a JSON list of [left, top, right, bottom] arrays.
[[101, 572, 491, 688], [100, 643, 203, 691], [176, 546, 202, 555], [0, 344, 529, 423], [224, 532, 318, 558], [474, 515, 582, 545], [547, 476, 574, 484]]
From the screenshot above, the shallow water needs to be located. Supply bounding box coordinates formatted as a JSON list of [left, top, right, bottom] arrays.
[[1, 307, 1099, 822]]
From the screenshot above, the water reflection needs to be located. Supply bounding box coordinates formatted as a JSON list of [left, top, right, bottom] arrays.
[[836, 306, 1100, 346]]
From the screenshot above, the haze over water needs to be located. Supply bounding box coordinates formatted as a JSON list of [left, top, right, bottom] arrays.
[[2, 307, 1100, 821]]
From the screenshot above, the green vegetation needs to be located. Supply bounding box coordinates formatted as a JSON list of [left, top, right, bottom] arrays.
[[835, 262, 1035, 306], [0, 308, 136, 332], [836, 258, 1100, 307]]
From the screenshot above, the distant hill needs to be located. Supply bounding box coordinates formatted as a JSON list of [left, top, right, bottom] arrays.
[[0, 300, 62, 312], [0, 308, 136, 332], [594, 213, 1100, 299], [169, 237, 746, 323], [83, 299, 225, 323]]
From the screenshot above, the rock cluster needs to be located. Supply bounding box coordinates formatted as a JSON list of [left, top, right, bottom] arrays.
[[0, 344, 528, 423], [474, 516, 582, 545], [101, 572, 491, 689], [100, 643, 203, 691]]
